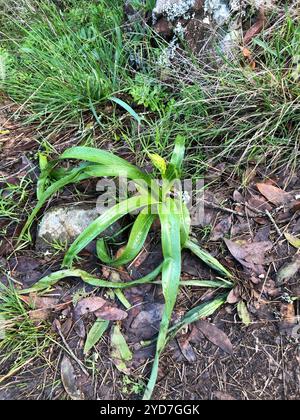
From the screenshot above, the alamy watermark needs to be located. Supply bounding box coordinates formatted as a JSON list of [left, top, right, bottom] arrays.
[[0, 315, 6, 340], [95, 174, 205, 225]]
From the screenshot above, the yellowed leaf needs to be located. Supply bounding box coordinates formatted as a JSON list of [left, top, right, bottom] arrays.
[[285, 232, 300, 249]]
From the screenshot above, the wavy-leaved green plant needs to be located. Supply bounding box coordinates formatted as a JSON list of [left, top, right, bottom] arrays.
[[20, 136, 233, 399]]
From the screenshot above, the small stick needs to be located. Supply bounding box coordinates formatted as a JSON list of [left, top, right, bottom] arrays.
[[204, 200, 244, 217], [55, 321, 89, 377], [265, 209, 282, 237]]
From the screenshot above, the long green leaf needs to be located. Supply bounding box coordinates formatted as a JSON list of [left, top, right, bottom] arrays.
[[143, 198, 181, 400], [168, 294, 228, 337], [19, 264, 163, 295], [109, 96, 142, 125], [111, 324, 133, 373], [63, 195, 156, 267], [154, 279, 233, 288], [97, 212, 156, 267], [185, 239, 233, 279], [176, 199, 191, 246], [84, 319, 109, 355], [170, 135, 185, 173], [60, 146, 151, 186]]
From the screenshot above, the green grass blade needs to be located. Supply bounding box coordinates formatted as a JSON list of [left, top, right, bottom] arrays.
[[168, 293, 228, 337], [154, 279, 233, 288], [185, 239, 233, 279], [170, 135, 185, 173], [97, 212, 156, 267], [63, 195, 156, 268], [114, 289, 132, 309], [109, 96, 142, 125], [176, 199, 191, 246], [19, 265, 163, 294], [143, 198, 181, 400], [84, 319, 109, 355]]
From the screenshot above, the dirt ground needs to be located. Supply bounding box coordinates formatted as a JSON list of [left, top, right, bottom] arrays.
[[0, 96, 299, 400]]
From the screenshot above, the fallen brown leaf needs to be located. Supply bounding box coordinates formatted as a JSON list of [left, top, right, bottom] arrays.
[[256, 183, 292, 206], [244, 9, 265, 45], [177, 335, 197, 363], [227, 287, 241, 304], [130, 303, 164, 340], [247, 195, 273, 213], [214, 391, 236, 400], [279, 303, 297, 336], [75, 296, 127, 321], [224, 238, 273, 275], [210, 216, 232, 241], [242, 47, 252, 58], [21, 294, 69, 322], [61, 356, 84, 400], [94, 305, 127, 321], [75, 297, 107, 315], [277, 255, 300, 285], [196, 320, 233, 355]]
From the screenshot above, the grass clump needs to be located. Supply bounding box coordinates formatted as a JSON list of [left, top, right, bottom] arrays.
[[126, 9, 300, 177], [0, 0, 130, 128], [0, 282, 50, 382]]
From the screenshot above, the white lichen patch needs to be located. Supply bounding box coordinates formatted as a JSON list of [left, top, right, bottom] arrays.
[[204, 0, 231, 26], [220, 29, 240, 53], [153, 0, 196, 21], [174, 21, 186, 38], [158, 38, 179, 66]]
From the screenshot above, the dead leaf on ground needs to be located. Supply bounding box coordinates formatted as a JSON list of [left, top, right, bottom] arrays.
[[291, 200, 300, 213], [130, 303, 164, 340], [233, 190, 244, 203], [227, 287, 241, 304], [210, 216, 232, 241], [20, 294, 69, 322], [73, 317, 86, 339], [75, 297, 107, 315], [237, 301, 251, 326], [256, 183, 292, 206], [244, 8, 265, 44], [75, 296, 127, 321], [94, 305, 127, 321], [276, 255, 300, 285], [177, 335, 197, 363], [247, 195, 273, 214], [60, 318, 73, 336], [279, 303, 297, 336], [224, 238, 273, 275], [61, 356, 84, 400], [195, 320, 233, 355]]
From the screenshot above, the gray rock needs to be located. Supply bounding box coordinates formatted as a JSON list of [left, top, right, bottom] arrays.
[[36, 204, 121, 252]]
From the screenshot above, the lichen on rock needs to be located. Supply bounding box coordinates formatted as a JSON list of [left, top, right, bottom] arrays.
[[153, 0, 196, 21]]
